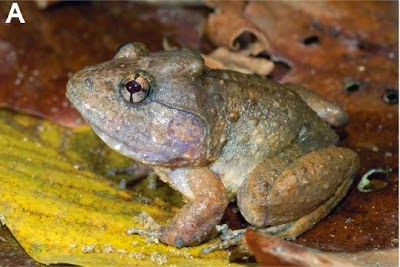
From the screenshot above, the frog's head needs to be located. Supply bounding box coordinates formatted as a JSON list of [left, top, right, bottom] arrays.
[[66, 42, 214, 167]]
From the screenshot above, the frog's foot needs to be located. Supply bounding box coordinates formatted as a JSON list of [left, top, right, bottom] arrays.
[[200, 225, 247, 254], [126, 212, 164, 243], [200, 235, 243, 254], [237, 147, 360, 239], [261, 222, 293, 236]]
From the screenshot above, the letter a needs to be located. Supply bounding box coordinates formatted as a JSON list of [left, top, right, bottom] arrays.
[[6, 3, 25, 24]]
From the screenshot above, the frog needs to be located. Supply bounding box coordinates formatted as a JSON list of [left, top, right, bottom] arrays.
[[66, 42, 359, 248]]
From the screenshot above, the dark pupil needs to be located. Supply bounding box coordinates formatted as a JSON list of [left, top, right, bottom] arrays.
[[126, 80, 142, 94]]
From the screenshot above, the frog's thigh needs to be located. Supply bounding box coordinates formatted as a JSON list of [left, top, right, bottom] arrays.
[[237, 147, 359, 238]]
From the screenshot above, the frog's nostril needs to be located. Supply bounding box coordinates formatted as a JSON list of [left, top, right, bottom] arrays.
[[84, 77, 94, 89]]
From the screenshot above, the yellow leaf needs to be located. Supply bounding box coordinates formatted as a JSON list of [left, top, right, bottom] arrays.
[[0, 109, 236, 266]]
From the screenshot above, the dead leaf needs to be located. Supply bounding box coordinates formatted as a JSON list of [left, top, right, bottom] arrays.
[[243, 1, 398, 114], [204, 3, 270, 56], [245, 229, 398, 266], [203, 47, 274, 75]]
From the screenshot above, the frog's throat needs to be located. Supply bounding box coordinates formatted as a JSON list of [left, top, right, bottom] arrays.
[[89, 122, 163, 166], [89, 120, 207, 167]]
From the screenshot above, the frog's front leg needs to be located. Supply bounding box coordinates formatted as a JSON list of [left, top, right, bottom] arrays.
[[150, 167, 228, 247], [237, 147, 359, 239]]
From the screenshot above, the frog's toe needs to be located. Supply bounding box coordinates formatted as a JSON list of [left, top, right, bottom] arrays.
[[220, 228, 246, 241], [126, 226, 185, 247], [126, 212, 165, 243], [126, 226, 165, 246], [126, 227, 162, 238], [199, 227, 248, 254], [200, 235, 244, 254]]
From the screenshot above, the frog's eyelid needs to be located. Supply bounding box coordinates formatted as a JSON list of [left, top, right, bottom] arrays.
[[116, 42, 131, 53], [114, 42, 149, 59], [122, 70, 147, 80]]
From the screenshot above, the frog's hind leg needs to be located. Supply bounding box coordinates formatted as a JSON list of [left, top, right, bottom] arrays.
[[237, 147, 359, 240], [261, 174, 353, 240]]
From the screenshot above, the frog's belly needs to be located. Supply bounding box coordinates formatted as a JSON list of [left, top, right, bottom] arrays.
[[209, 137, 269, 200], [210, 159, 256, 201]]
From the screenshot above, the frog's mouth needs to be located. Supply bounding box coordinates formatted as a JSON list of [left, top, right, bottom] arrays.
[[89, 122, 179, 166], [85, 108, 208, 168]]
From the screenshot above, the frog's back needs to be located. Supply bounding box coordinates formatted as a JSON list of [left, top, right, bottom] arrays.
[[207, 70, 338, 197]]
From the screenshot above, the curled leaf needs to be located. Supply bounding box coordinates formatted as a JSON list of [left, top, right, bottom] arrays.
[[245, 229, 398, 266], [204, 1, 270, 55], [203, 47, 274, 75], [357, 168, 391, 193]]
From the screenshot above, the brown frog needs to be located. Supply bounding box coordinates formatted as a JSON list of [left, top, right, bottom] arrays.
[[66, 42, 359, 248]]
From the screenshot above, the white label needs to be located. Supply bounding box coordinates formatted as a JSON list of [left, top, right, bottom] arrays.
[[6, 3, 25, 24]]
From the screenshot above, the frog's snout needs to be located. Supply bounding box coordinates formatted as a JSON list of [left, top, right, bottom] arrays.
[[65, 76, 76, 100], [66, 69, 95, 103]]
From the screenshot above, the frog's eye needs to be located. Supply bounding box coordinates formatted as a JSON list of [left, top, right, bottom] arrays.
[[121, 75, 150, 103]]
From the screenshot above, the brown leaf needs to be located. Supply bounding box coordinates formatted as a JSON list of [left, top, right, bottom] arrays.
[[204, 0, 270, 55], [245, 229, 398, 266], [244, 1, 398, 114], [246, 229, 341, 266], [203, 47, 274, 75]]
